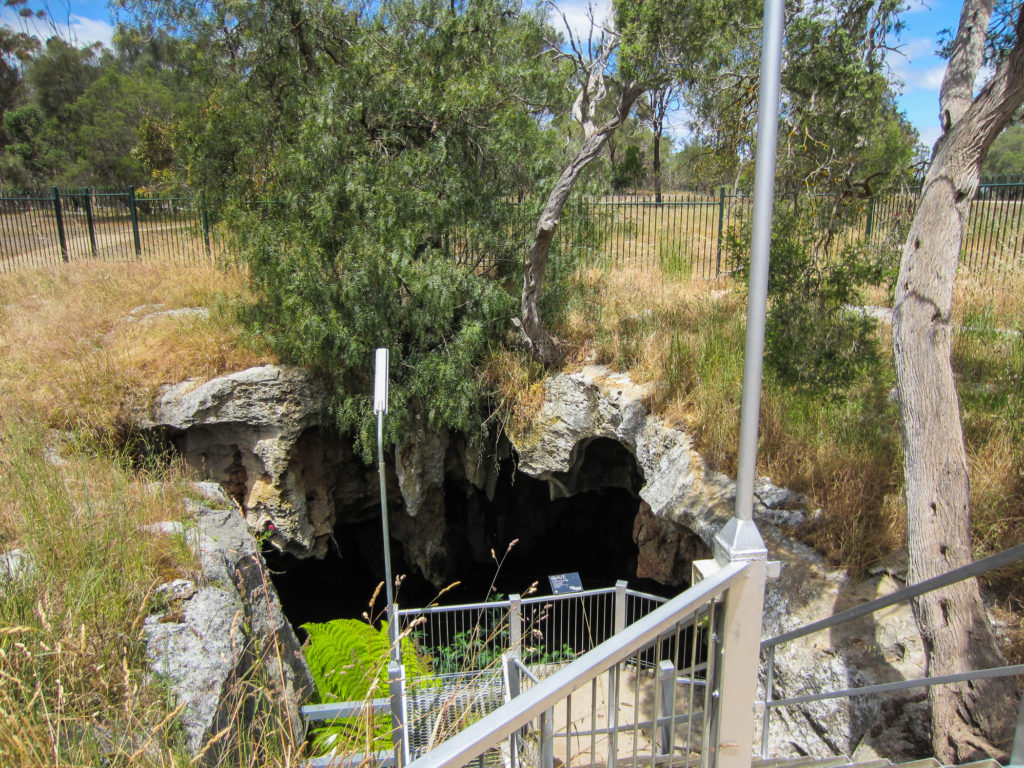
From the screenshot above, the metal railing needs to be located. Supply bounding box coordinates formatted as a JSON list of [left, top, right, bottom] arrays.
[[0, 186, 220, 270], [401, 558, 766, 768], [397, 582, 671, 672], [5, 180, 1023, 278], [757, 542, 1024, 758]]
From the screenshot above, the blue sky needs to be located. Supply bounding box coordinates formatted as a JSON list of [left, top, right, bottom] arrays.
[[4, 0, 964, 150]]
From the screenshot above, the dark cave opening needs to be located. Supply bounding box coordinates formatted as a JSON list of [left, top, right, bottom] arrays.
[[265, 437, 694, 637]]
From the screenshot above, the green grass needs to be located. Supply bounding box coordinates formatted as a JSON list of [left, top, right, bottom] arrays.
[[550, 263, 1022, 590]]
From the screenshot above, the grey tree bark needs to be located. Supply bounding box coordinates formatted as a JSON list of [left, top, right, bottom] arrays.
[[517, 21, 643, 364], [892, 2, 1024, 760]]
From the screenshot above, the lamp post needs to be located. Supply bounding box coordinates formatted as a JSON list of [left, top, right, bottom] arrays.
[[374, 348, 401, 664]]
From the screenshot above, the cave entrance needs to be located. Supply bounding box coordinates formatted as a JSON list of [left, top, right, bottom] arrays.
[[266, 436, 708, 635]]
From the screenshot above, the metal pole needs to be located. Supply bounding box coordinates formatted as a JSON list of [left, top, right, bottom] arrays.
[[52, 187, 68, 262], [83, 187, 97, 257], [716, 185, 726, 277], [375, 348, 400, 665], [201, 189, 212, 258], [128, 186, 142, 258], [715, 0, 783, 564]]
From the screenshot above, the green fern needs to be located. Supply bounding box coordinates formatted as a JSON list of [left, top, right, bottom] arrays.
[[302, 619, 430, 757]]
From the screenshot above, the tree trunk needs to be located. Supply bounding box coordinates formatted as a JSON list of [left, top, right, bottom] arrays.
[[518, 82, 643, 363], [892, 4, 1024, 760]]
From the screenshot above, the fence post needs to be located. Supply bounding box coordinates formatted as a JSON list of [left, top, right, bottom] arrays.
[[127, 186, 142, 258], [52, 186, 68, 262], [760, 644, 776, 756], [200, 189, 212, 257], [865, 197, 875, 240], [540, 706, 555, 768], [716, 185, 726, 277], [657, 659, 676, 755], [389, 660, 409, 768], [614, 579, 627, 634], [509, 593, 522, 660], [83, 187, 97, 257]]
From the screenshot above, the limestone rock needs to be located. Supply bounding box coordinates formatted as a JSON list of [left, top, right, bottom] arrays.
[[148, 365, 332, 557], [511, 365, 929, 761], [514, 366, 771, 550], [143, 488, 313, 764], [632, 502, 711, 586], [756, 526, 928, 760], [0, 548, 33, 588]]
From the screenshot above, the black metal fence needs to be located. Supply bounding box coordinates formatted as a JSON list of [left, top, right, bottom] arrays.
[[0, 186, 216, 272], [3, 179, 1023, 277]]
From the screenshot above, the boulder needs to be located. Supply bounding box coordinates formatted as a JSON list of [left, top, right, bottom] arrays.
[[143, 484, 314, 765], [147, 365, 332, 557]]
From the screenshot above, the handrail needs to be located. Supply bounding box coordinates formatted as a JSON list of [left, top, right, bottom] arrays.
[[302, 698, 390, 722], [762, 541, 1024, 648], [520, 586, 616, 605], [404, 560, 749, 768], [397, 599, 511, 616], [396, 586, 619, 617], [766, 663, 1024, 708], [759, 542, 1024, 757]]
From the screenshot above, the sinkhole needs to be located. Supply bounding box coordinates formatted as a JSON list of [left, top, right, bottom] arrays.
[[262, 435, 711, 636]]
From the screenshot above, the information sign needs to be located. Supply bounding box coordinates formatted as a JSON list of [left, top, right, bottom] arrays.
[[548, 572, 584, 594]]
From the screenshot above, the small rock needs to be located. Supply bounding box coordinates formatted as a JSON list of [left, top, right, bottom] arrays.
[[0, 548, 33, 585]]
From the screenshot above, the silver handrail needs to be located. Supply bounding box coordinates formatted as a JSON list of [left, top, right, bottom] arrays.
[[758, 541, 1024, 756], [762, 541, 1024, 648], [404, 560, 749, 768]]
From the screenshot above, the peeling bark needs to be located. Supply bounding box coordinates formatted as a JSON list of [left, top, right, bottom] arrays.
[[893, 2, 1024, 760], [517, 23, 643, 364]]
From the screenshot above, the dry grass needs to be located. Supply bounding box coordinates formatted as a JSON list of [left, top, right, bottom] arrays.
[[534, 260, 1022, 579], [0, 261, 272, 448], [0, 260, 302, 766]]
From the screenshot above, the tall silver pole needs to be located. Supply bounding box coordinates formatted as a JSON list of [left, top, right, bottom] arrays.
[[374, 348, 401, 664], [714, 0, 784, 563]]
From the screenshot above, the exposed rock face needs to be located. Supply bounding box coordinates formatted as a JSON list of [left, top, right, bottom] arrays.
[[757, 539, 928, 760], [513, 365, 928, 760], [143, 362, 931, 761], [143, 482, 314, 765], [149, 365, 332, 557], [632, 502, 710, 585], [513, 366, 795, 548]]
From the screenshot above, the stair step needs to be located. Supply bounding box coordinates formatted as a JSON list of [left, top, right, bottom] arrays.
[[753, 757, 852, 768], [846, 760, 893, 768], [891, 760, 941, 768], [948, 761, 1001, 768]]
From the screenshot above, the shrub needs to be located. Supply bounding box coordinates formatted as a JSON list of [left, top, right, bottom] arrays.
[[729, 206, 893, 394]]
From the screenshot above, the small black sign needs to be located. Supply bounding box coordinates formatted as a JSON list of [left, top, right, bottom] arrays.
[[548, 572, 584, 595]]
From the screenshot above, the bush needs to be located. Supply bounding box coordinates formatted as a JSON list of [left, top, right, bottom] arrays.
[[729, 207, 893, 394]]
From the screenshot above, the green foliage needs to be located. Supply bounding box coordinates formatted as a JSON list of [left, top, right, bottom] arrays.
[[302, 619, 429, 755], [178, 0, 565, 459], [0, 28, 194, 188], [983, 124, 1024, 175], [688, 0, 916, 215], [610, 144, 645, 192], [729, 207, 892, 394]]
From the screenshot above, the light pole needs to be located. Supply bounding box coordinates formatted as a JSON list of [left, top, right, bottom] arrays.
[[374, 348, 401, 664]]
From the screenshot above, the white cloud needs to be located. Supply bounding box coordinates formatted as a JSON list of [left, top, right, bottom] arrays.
[[66, 14, 115, 48], [918, 124, 942, 147], [0, 9, 114, 49], [888, 45, 946, 95], [546, 0, 611, 45]]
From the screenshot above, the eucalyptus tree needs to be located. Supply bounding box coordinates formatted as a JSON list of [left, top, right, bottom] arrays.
[[892, 0, 1024, 758], [517, 0, 757, 363]]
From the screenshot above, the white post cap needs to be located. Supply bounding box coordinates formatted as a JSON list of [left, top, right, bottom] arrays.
[[373, 348, 389, 415]]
